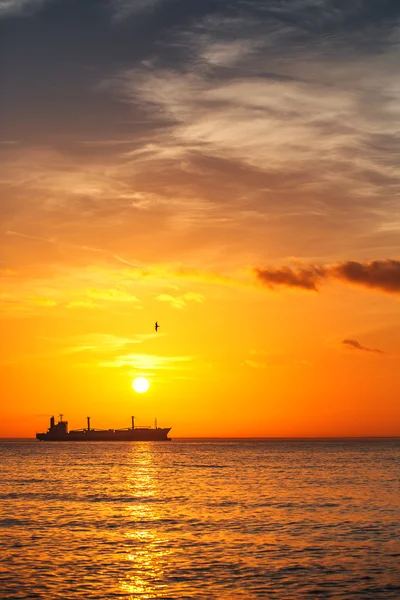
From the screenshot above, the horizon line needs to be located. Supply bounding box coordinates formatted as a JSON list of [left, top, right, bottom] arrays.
[[1, 436, 399, 441]]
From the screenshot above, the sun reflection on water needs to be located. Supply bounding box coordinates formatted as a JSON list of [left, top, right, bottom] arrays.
[[119, 444, 171, 599]]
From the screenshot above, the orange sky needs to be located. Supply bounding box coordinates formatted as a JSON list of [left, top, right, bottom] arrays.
[[1, 0, 400, 437]]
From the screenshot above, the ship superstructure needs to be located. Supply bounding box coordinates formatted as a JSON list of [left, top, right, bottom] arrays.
[[36, 415, 171, 441]]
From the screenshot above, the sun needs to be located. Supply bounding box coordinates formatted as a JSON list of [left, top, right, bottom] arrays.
[[132, 377, 150, 393]]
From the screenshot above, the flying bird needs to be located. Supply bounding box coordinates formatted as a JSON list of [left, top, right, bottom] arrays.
[[155, 321, 159, 332]]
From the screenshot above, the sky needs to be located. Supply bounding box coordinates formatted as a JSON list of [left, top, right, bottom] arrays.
[[1, 0, 400, 437]]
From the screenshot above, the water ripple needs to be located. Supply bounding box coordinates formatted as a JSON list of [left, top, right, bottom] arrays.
[[0, 439, 399, 599]]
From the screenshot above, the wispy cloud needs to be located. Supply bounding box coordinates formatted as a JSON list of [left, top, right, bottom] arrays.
[[242, 359, 267, 369], [66, 300, 101, 310], [173, 268, 241, 287], [28, 296, 57, 307], [59, 333, 146, 354], [156, 292, 204, 309], [0, 0, 52, 18], [0, 256, 249, 319], [0, 293, 57, 314], [100, 353, 193, 370], [342, 339, 385, 354], [111, 0, 170, 19], [112, 9, 400, 199], [241, 349, 308, 369], [94, 3, 400, 262], [0, 275, 143, 317], [4, 229, 149, 273], [118, 67, 359, 174], [87, 287, 139, 302]]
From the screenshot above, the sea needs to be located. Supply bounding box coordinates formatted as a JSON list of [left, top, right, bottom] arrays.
[[0, 439, 399, 599]]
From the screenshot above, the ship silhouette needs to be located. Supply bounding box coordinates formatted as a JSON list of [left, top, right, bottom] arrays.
[[36, 415, 171, 442]]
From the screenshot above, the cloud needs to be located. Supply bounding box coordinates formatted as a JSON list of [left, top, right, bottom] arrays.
[[331, 260, 400, 293], [242, 359, 266, 369], [111, 6, 400, 201], [112, 0, 170, 18], [66, 300, 101, 309], [87, 287, 139, 302], [0, 0, 51, 18], [2, 0, 400, 289], [100, 353, 193, 370], [28, 296, 57, 307], [118, 67, 360, 175], [59, 333, 146, 354], [0, 0, 169, 19], [173, 268, 239, 287], [184, 292, 204, 302], [242, 350, 309, 368], [254, 266, 322, 291], [0, 292, 58, 315], [254, 259, 400, 295], [0, 269, 17, 277], [6, 230, 58, 245], [5, 229, 151, 273], [342, 339, 385, 354], [156, 292, 205, 309], [90, 3, 400, 262]]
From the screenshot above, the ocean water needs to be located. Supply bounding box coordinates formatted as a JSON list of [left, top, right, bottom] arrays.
[[0, 439, 399, 599]]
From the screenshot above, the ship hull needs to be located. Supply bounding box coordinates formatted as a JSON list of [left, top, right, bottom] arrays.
[[36, 428, 171, 442]]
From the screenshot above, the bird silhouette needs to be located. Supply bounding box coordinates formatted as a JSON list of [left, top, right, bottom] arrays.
[[155, 321, 159, 332]]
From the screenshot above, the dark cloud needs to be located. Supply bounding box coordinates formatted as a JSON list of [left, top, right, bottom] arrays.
[[342, 339, 384, 354], [332, 260, 400, 293], [254, 260, 400, 295], [254, 266, 323, 291]]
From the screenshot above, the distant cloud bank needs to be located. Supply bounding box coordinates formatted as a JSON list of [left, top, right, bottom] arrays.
[[255, 259, 400, 295]]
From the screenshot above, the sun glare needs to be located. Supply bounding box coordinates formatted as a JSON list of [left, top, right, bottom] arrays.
[[132, 377, 150, 393]]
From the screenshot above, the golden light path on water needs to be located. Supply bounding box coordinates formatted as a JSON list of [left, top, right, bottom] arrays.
[[120, 445, 170, 598]]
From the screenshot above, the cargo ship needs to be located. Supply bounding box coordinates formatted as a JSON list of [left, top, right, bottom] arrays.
[[36, 415, 171, 442]]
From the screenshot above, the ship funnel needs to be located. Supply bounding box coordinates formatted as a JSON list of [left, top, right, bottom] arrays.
[[87, 416, 91, 431], [50, 415, 55, 428]]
